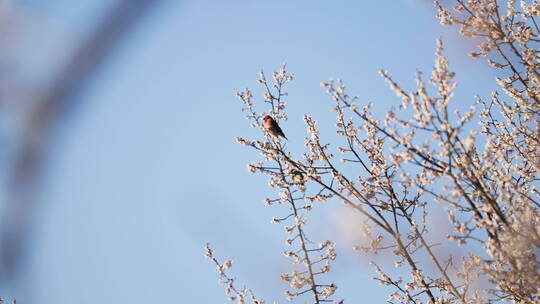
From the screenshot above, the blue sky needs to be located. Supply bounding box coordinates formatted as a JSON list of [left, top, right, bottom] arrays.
[[1, 0, 497, 303]]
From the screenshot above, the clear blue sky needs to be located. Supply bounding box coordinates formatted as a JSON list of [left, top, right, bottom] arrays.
[[1, 0, 496, 303]]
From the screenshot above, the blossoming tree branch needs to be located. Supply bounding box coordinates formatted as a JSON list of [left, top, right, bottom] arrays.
[[206, 1, 540, 303]]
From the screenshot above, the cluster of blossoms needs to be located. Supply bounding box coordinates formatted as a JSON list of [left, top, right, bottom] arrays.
[[204, 243, 265, 304], [207, 1, 539, 303]]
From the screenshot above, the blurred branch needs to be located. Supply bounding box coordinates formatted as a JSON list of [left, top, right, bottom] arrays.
[[0, 0, 165, 282]]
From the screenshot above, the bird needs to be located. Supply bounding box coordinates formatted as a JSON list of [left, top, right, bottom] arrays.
[[290, 169, 304, 184], [263, 115, 287, 140]]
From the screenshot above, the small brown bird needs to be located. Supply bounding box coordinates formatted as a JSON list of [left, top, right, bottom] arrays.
[[290, 169, 304, 184], [263, 115, 287, 140]]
